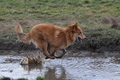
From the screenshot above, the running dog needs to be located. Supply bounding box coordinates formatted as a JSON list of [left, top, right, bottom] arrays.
[[15, 23, 86, 59]]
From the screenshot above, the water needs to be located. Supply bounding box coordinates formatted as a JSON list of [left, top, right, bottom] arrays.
[[0, 50, 120, 80]]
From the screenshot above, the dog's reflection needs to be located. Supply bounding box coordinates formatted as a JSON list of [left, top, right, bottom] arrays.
[[45, 66, 66, 80], [21, 64, 66, 80]]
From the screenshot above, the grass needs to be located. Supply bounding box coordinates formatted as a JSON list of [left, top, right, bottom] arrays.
[[0, 0, 119, 21], [36, 76, 45, 80], [0, 0, 120, 49]]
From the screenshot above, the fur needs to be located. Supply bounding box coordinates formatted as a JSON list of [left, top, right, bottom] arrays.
[[15, 23, 86, 59]]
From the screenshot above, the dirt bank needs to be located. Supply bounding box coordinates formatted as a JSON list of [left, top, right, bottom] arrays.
[[0, 38, 120, 52]]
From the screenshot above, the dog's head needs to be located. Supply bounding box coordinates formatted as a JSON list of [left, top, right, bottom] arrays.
[[68, 23, 86, 41]]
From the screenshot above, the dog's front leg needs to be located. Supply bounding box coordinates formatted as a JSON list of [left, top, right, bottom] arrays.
[[55, 49, 67, 58], [46, 48, 67, 59]]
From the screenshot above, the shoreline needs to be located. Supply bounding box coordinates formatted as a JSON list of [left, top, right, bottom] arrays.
[[0, 41, 120, 52]]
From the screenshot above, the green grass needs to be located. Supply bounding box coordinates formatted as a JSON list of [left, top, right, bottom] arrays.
[[0, 0, 120, 49], [36, 76, 45, 80], [0, 0, 119, 21]]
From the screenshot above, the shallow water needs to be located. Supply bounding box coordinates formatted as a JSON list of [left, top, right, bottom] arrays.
[[0, 50, 120, 80]]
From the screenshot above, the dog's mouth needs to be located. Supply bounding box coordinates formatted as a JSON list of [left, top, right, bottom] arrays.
[[77, 37, 82, 42]]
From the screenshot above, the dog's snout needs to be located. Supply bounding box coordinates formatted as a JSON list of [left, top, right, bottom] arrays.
[[84, 37, 86, 39]]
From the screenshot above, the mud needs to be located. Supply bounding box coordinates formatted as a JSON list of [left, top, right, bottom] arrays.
[[0, 38, 120, 52], [0, 50, 120, 80]]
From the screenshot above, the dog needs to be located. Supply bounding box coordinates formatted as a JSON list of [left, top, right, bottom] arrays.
[[15, 23, 86, 59]]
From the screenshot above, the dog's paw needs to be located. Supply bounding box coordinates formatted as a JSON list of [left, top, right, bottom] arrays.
[[45, 56, 49, 59], [45, 56, 55, 59]]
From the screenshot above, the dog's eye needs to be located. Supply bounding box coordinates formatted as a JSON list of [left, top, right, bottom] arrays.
[[79, 32, 81, 34]]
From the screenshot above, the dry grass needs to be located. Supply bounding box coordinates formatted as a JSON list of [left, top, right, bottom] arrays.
[[0, 16, 120, 43], [0, 19, 44, 42], [101, 16, 120, 29]]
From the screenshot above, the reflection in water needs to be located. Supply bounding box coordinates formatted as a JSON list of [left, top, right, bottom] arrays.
[[21, 64, 66, 80], [1, 51, 120, 80], [45, 66, 66, 80], [21, 64, 43, 71]]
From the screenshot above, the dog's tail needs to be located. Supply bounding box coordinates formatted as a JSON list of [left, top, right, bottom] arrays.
[[15, 24, 23, 34], [15, 24, 30, 43]]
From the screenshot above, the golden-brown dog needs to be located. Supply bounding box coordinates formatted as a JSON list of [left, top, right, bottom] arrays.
[[15, 23, 86, 59]]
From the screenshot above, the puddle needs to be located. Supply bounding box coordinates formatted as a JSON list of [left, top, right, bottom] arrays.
[[0, 50, 120, 80]]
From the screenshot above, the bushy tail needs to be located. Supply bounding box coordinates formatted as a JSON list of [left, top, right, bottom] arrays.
[[15, 24, 23, 34], [15, 24, 27, 43]]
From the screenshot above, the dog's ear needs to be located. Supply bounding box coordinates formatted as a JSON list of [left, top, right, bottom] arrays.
[[72, 23, 78, 31]]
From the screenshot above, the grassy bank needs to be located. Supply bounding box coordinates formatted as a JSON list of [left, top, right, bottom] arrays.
[[0, 0, 120, 50]]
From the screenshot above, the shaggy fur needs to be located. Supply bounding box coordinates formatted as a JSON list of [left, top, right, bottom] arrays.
[[15, 23, 86, 59]]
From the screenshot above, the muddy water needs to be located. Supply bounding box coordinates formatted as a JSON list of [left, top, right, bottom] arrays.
[[0, 50, 120, 80]]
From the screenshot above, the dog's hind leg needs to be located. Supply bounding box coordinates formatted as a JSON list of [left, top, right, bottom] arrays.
[[49, 46, 57, 56], [37, 40, 55, 59], [45, 45, 57, 59], [47, 43, 50, 53]]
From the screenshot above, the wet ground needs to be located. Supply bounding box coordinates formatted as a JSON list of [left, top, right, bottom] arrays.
[[0, 50, 120, 80]]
